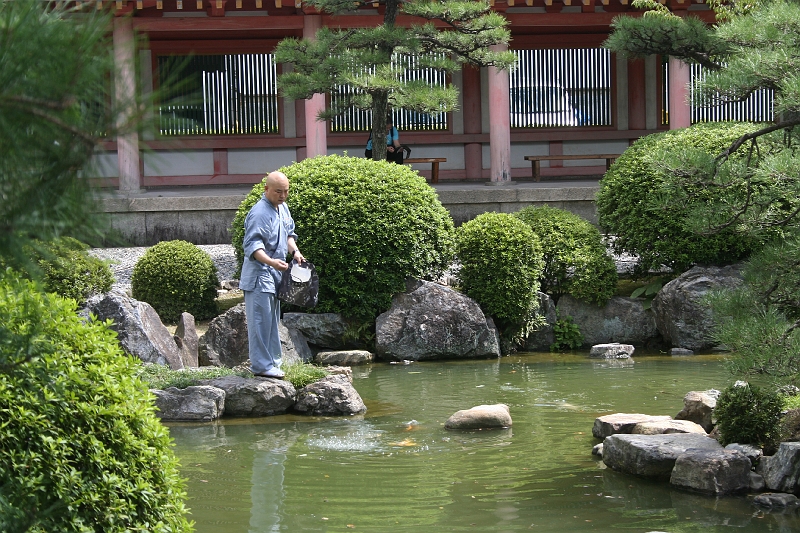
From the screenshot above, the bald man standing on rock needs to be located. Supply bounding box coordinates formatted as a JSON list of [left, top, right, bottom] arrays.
[[240, 171, 305, 378]]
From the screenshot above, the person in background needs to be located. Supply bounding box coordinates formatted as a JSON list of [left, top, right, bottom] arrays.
[[240, 171, 305, 379], [365, 115, 403, 164]]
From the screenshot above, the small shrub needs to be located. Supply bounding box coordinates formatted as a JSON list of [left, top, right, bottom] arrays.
[[131, 240, 218, 323], [3, 237, 114, 304], [514, 205, 617, 305], [597, 122, 763, 275], [0, 272, 192, 532], [714, 382, 783, 448], [455, 212, 544, 338], [232, 155, 455, 322], [550, 315, 584, 352]]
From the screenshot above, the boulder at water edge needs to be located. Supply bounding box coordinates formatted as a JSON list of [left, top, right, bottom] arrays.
[[589, 343, 635, 359], [556, 295, 659, 346], [524, 292, 557, 352], [651, 265, 743, 351], [669, 448, 752, 495], [675, 390, 718, 433], [174, 312, 199, 368], [602, 433, 722, 478], [282, 312, 349, 349], [757, 442, 800, 493], [444, 404, 512, 430], [314, 350, 374, 366], [202, 375, 296, 417], [375, 280, 500, 361], [754, 493, 800, 509], [151, 385, 225, 421], [293, 374, 367, 416], [631, 419, 707, 435]]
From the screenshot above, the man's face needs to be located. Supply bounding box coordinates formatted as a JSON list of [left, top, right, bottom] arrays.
[[265, 176, 289, 207]]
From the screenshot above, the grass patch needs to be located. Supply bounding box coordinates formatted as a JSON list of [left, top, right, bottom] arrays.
[[136, 361, 329, 390], [784, 394, 800, 410]]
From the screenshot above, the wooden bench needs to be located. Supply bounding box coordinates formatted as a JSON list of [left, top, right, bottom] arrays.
[[524, 154, 621, 181], [406, 157, 446, 183]]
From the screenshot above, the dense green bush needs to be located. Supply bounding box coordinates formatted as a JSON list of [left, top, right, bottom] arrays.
[[596, 123, 762, 275], [0, 272, 192, 533], [714, 382, 783, 449], [132, 240, 218, 323], [232, 155, 455, 322], [1, 237, 114, 304], [514, 205, 617, 305], [455, 212, 544, 336]]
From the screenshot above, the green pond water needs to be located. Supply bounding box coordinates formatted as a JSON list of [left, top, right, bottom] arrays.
[[168, 353, 799, 533]]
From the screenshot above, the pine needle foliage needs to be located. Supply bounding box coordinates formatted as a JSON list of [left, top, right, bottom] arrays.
[[275, 0, 515, 161]]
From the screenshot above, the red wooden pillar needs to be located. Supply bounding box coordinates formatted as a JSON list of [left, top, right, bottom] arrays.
[[488, 44, 512, 184], [114, 15, 141, 192], [628, 59, 647, 131], [669, 57, 692, 129], [303, 14, 327, 158], [462, 65, 482, 180]]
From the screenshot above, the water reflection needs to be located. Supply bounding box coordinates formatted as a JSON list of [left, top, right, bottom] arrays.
[[169, 354, 800, 532]]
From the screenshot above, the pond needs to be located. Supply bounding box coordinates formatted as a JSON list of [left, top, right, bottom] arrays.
[[168, 353, 799, 533]]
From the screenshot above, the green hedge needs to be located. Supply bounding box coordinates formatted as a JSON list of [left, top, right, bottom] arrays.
[[514, 205, 617, 306], [596, 122, 762, 274], [0, 272, 191, 532], [232, 155, 455, 322], [455, 212, 544, 333], [131, 240, 218, 323]]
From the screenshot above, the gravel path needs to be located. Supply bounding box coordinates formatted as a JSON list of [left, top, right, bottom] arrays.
[[89, 245, 238, 294]]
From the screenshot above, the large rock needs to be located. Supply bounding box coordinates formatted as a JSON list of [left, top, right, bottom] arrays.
[[754, 492, 800, 509], [314, 350, 374, 366], [524, 292, 557, 352], [758, 442, 800, 493], [84, 292, 184, 369], [632, 419, 707, 435], [202, 375, 296, 417], [669, 448, 752, 495], [444, 404, 512, 430], [592, 413, 672, 439], [293, 374, 367, 416], [651, 265, 743, 351], [375, 280, 500, 361], [589, 343, 634, 359], [602, 433, 722, 478], [556, 295, 660, 346], [280, 321, 314, 365], [675, 390, 719, 432], [282, 312, 349, 349], [151, 385, 225, 421], [199, 303, 248, 367], [174, 312, 199, 368]]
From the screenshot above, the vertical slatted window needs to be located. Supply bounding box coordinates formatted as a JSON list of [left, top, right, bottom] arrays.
[[510, 49, 612, 128], [329, 55, 448, 133], [662, 60, 774, 125], [157, 54, 279, 136]]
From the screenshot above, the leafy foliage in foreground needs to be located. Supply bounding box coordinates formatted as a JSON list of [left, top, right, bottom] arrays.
[[0, 272, 192, 533], [232, 155, 455, 322]]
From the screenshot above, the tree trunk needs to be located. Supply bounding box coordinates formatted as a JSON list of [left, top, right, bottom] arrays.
[[371, 91, 389, 161]]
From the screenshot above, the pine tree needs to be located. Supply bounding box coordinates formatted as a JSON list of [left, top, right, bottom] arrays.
[[274, 0, 515, 161]]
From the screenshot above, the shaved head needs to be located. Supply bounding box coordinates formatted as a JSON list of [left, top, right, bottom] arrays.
[[264, 171, 290, 207]]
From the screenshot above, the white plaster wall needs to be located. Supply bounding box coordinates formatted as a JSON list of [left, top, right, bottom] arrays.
[[228, 148, 297, 174], [144, 150, 213, 176], [509, 142, 548, 168], [406, 144, 464, 169], [86, 153, 119, 178], [329, 145, 367, 158]]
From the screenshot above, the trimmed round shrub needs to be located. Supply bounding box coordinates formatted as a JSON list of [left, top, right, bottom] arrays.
[[455, 212, 544, 331], [514, 205, 617, 305], [596, 122, 763, 274], [0, 272, 191, 532], [232, 155, 455, 322], [714, 382, 783, 448], [131, 240, 218, 323]]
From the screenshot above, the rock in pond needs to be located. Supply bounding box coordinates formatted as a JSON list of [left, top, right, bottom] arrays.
[[151, 385, 225, 421], [202, 375, 296, 417], [592, 413, 672, 439], [669, 448, 752, 495], [293, 374, 367, 416], [675, 390, 718, 433], [632, 419, 707, 435], [444, 404, 512, 430], [758, 442, 800, 493], [314, 350, 374, 366], [589, 343, 635, 359], [602, 433, 722, 478], [753, 492, 800, 509]]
